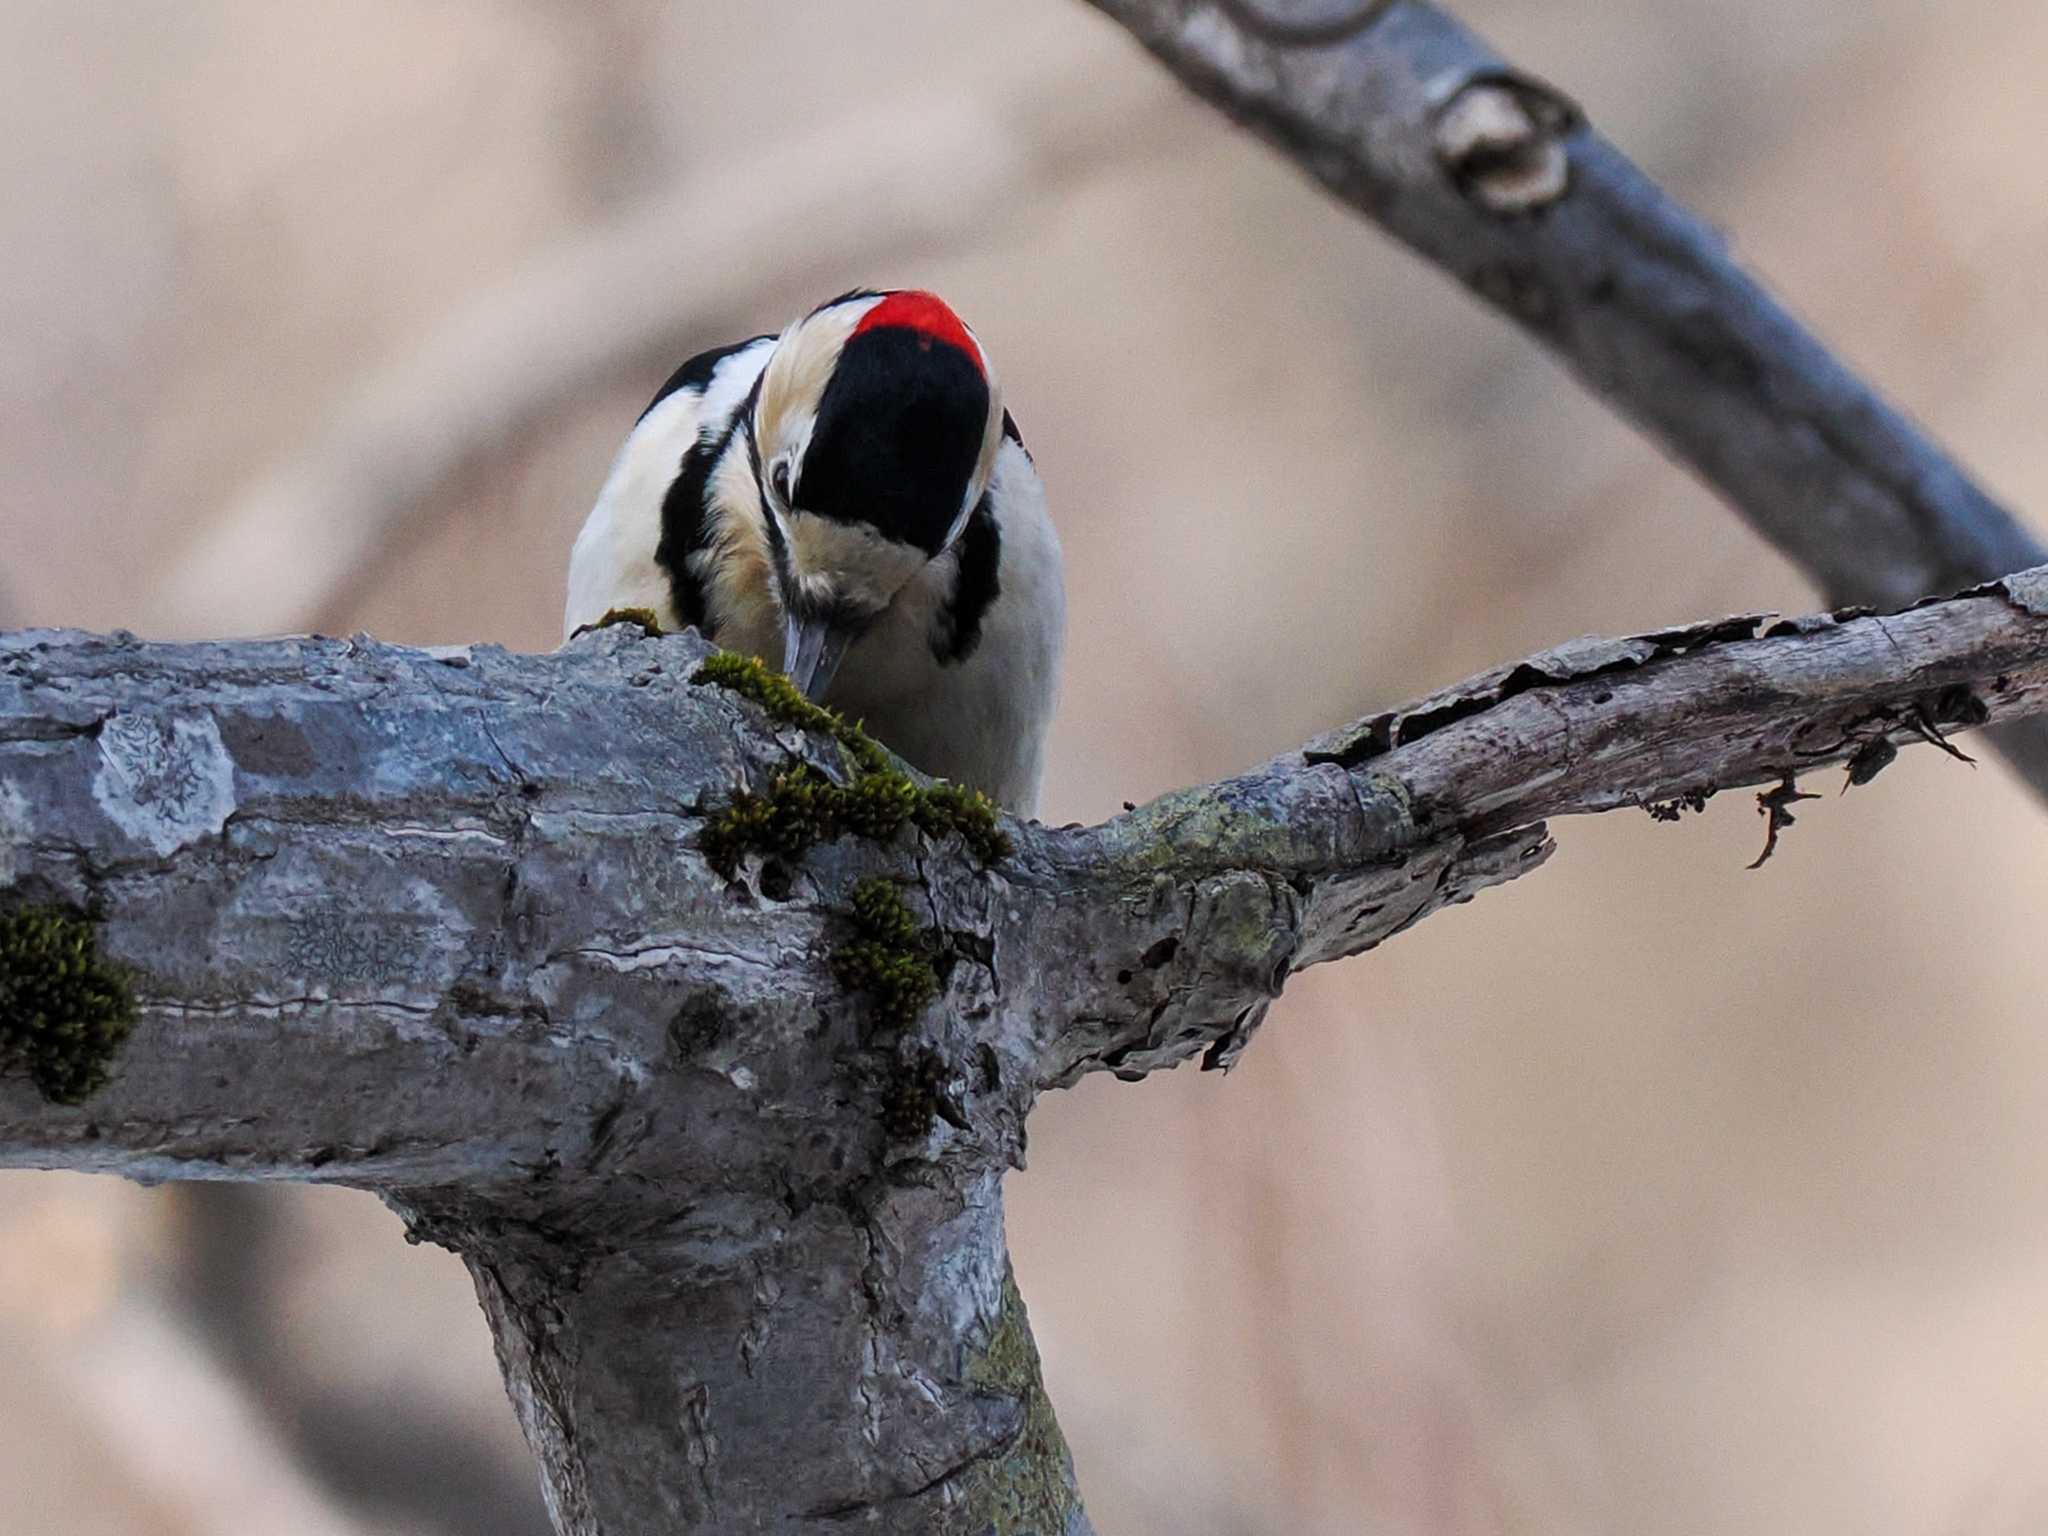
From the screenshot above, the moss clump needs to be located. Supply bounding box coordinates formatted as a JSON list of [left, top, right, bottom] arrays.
[[907, 781, 1009, 866], [879, 1050, 951, 1141], [0, 906, 136, 1105], [693, 651, 1011, 875], [698, 763, 842, 875], [598, 606, 665, 635], [695, 649, 842, 740], [567, 606, 666, 640], [831, 877, 939, 1028], [953, 1267, 1081, 1534]]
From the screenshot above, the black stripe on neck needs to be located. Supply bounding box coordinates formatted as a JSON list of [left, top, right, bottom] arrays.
[[654, 432, 723, 630], [931, 496, 1001, 666], [654, 369, 763, 632]]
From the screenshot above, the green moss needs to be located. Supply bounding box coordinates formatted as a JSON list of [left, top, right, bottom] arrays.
[[695, 649, 843, 741], [878, 1049, 950, 1141], [953, 1267, 1081, 1534], [831, 877, 939, 1029], [844, 875, 925, 950], [0, 906, 136, 1105], [566, 606, 667, 641], [907, 781, 1008, 866], [594, 606, 666, 636], [693, 651, 1011, 875]]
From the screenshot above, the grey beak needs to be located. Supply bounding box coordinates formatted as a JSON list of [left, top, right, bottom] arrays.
[[781, 610, 856, 703]]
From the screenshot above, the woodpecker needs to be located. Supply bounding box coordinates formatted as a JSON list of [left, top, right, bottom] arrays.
[[565, 290, 1064, 815]]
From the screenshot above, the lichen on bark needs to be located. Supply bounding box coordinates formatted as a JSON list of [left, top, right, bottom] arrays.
[[948, 1266, 1082, 1536]]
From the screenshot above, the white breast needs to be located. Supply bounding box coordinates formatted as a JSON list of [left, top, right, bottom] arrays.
[[825, 438, 1064, 816]]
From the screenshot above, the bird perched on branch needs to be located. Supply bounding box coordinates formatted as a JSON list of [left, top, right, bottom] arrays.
[[565, 289, 1063, 815]]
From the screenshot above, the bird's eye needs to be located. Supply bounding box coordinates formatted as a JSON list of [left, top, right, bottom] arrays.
[[770, 461, 793, 507]]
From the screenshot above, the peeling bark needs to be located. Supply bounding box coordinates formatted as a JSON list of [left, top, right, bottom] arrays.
[[3, 570, 2047, 1529]]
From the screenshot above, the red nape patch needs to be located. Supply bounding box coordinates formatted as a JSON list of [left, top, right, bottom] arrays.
[[850, 291, 983, 374]]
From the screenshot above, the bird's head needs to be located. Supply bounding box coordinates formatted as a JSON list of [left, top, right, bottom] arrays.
[[747, 290, 1003, 699]]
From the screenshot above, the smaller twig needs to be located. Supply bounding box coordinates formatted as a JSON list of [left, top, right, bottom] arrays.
[[1905, 708, 1977, 767], [1841, 736, 1898, 791], [1748, 776, 1821, 870]]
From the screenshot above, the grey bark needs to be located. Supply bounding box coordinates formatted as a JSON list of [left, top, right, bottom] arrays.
[[5, 570, 2048, 1530], [1076, 0, 2048, 794]]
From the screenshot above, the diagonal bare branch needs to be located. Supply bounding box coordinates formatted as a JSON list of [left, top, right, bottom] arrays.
[[1075, 0, 2048, 793]]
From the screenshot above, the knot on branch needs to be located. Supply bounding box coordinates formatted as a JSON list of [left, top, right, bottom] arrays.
[[1432, 71, 1581, 215]]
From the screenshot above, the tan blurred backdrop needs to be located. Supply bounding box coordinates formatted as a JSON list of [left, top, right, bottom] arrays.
[[6, 2, 2048, 1532]]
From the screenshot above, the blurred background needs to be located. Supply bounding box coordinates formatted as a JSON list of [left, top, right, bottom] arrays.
[[5, 0, 2048, 1531]]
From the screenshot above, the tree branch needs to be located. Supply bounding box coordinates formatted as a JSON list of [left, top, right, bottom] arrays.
[[3, 569, 2046, 1530], [1074, 0, 2048, 792]]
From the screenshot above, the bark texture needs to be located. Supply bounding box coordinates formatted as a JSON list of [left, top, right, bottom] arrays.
[[1077, 0, 2048, 793], [5, 570, 2048, 1529]]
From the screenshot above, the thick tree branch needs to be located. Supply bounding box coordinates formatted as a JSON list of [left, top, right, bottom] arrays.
[[1076, 0, 2048, 792], [3, 570, 2046, 1530]]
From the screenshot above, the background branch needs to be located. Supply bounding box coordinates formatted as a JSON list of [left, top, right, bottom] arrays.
[[165, 1184, 553, 1536], [143, 60, 1175, 641], [1077, 0, 2048, 791]]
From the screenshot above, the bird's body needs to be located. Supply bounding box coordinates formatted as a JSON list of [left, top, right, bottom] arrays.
[[565, 291, 1063, 814]]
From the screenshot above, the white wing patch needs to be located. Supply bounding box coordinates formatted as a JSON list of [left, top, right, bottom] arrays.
[[562, 338, 774, 642]]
